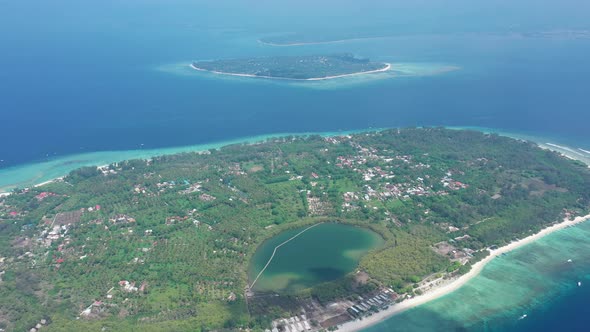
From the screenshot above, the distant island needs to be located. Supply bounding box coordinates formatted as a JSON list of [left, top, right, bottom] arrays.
[[191, 54, 391, 80], [2, 128, 590, 331], [519, 29, 590, 40], [258, 33, 392, 46], [258, 30, 590, 47]]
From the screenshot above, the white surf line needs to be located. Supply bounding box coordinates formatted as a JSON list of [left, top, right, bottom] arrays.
[[545, 143, 585, 156], [249, 222, 324, 290], [579, 148, 590, 155]]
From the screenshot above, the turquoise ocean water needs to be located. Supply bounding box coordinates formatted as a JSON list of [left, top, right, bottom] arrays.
[[1, 1, 590, 330], [365, 221, 590, 332]]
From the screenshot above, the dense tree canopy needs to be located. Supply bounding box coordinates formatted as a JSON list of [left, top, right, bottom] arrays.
[[0, 128, 588, 331]]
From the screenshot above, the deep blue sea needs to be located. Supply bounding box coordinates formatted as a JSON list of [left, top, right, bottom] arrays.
[[1, 0, 590, 168], [1, 1, 590, 331]]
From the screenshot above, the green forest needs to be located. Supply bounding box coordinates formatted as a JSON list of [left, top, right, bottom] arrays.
[[193, 54, 387, 80], [1, 128, 589, 331]]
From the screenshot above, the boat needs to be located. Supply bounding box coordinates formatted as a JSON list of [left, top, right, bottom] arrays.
[[518, 314, 528, 320], [578, 281, 582, 287], [567, 259, 573, 263]]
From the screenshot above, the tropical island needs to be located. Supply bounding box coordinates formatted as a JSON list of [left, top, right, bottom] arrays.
[[191, 54, 391, 80], [258, 33, 391, 47], [1, 128, 590, 332]]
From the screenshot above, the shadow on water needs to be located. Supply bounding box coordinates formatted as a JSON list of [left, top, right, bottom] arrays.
[[276, 268, 347, 293], [307, 267, 347, 282], [277, 268, 347, 293]]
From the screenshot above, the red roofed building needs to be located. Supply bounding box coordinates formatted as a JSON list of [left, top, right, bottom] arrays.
[[35, 192, 56, 201]]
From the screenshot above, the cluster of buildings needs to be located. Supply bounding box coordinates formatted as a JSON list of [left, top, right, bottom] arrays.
[[34, 192, 57, 201], [227, 163, 246, 176], [165, 215, 190, 225], [98, 165, 118, 176], [266, 288, 399, 332], [331, 141, 472, 213], [180, 182, 203, 195], [306, 192, 330, 216], [199, 193, 216, 202], [433, 241, 474, 265], [109, 214, 136, 224], [268, 314, 312, 332], [347, 289, 397, 318], [441, 172, 469, 190], [0, 196, 23, 219], [27, 318, 48, 332], [118, 280, 141, 293], [79, 281, 148, 319]]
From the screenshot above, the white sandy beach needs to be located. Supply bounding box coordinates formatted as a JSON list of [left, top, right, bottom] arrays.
[[34, 178, 63, 188], [537, 143, 590, 168], [0, 129, 589, 329], [0, 180, 58, 198], [0, 133, 586, 198], [336, 213, 590, 332], [0, 178, 64, 198], [545, 143, 586, 157], [189, 63, 392, 81]]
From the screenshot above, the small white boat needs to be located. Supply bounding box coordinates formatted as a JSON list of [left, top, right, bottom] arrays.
[[578, 281, 582, 287], [518, 314, 527, 320], [567, 259, 573, 263]]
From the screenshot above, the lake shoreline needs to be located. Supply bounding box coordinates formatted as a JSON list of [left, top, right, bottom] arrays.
[[336, 213, 590, 332], [248, 222, 325, 290], [248, 222, 384, 294]]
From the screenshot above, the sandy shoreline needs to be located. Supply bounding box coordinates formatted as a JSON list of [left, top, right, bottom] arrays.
[[0, 130, 586, 198], [189, 63, 392, 81], [0, 131, 373, 196], [0, 131, 587, 198], [1, 128, 589, 329], [34, 178, 62, 188], [0, 180, 60, 198], [336, 213, 590, 332], [1, 171, 96, 197]]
